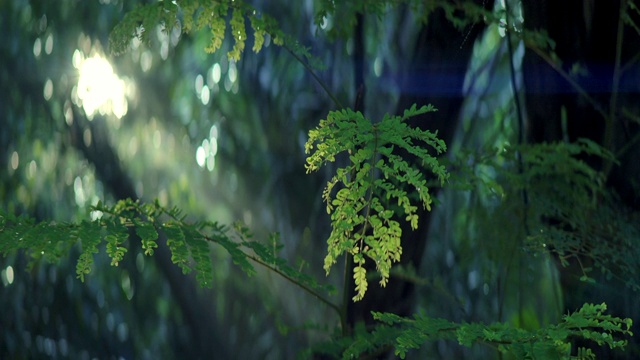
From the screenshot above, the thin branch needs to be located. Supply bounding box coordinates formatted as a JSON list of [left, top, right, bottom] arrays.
[[604, 0, 628, 176], [619, 49, 640, 74], [246, 252, 342, 317], [616, 130, 640, 158], [526, 45, 609, 121], [282, 45, 344, 109]]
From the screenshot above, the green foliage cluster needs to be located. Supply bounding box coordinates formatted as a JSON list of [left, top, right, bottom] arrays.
[[307, 303, 632, 359], [305, 104, 448, 301], [109, 0, 324, 68], [109, 0, 279, 60], [313, 0, 495, 40], [453, 139, 640, 291], [0, 199, 335, 296], [368, 302, 632, 359]]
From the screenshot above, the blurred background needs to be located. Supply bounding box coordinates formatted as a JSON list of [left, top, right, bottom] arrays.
[[1, 0, 638, 358]]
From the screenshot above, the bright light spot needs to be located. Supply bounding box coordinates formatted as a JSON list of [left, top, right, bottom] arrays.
[[374, 57, 383, 77], [33, 38, 42, 57], [196, 146, 206, 167], [210, 137, 218, 156], [201, 85, 210, 105], [45, 33, 54, 54], [90, 209, 103, 221], [196, 127, 219, 171], [206, 155, 215, 171], [77, 55, 129, 119], [195, 74, 204, 95], [10, 151, 19, 170], [1, 266, 14, 286], [27, 160, 37, 179], [74, 176, 85, 206], [72, 49, 83, 68], [202, 139, 209, 155], [228, 62, 237, 83], [43, 78, 53, 100], [140, 50, 152, 72], [320, 16, 332, 30], [212, 63, 221, 83]]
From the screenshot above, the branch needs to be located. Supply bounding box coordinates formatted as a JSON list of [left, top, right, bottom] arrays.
[[525, 44, 609, 121], [246, 252, 342, 317]]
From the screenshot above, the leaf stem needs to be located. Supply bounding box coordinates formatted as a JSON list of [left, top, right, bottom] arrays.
[[282, 44, 344, 109], [526, 45, 609, 121], [246, 252, 342, 318]]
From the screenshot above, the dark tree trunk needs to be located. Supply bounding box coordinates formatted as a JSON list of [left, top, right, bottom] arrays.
[[346, 2, 490, 329]]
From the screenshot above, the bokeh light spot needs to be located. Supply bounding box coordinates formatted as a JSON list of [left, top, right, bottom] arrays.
[[212, 63, 221, 84], [1, 266, 14, 286], [196, 146, 206, 167], [10, 151, 19, 170], [77, 55, 129, 119], [44, 33, 53, 54], [33, 38, 42, 57], [201, 85, 210, 105], [43, 78, 53, 100]]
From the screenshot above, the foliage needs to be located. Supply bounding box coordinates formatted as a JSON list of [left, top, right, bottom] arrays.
[[307, 303, 632, 359], [2, 0, 638, 358], [449, 139, 640, 291], [368, 303, 632, 359], [109, 0, 324, 68], [0, 199, 335, 298], [313, 0, 496, 40], [305, 104, 448, 301]]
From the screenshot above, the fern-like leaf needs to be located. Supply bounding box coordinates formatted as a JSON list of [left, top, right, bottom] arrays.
[[305, 104, 446, 301]]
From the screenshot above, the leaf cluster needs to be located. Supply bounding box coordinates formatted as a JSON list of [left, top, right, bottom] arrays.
[[305, 104, 447, 301], [109, 0, 282, 60], [313, 0, 495, 40], [505, 140, 639, 290], [447, 138, 639, 291], [0, 199, 334, 297], [108, 0, 325, 69], [313, 303, 632, 359]]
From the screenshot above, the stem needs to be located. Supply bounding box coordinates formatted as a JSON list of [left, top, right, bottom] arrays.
[[282, 45, 344, 109], [526, 45, 609, 121], [616, 130, 640, 158], [505, 0, 527, 328], [604, 0, 627, 177], [247, 253, 342, 318], [341, 253, 352, 335]]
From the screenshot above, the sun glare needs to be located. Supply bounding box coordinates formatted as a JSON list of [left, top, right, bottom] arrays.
[[75, 53, 130, 120]]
